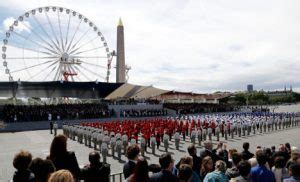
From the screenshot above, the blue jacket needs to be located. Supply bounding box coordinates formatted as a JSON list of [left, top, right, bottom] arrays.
[[204, 171, 228, 182], [250, 165, 275, 182]]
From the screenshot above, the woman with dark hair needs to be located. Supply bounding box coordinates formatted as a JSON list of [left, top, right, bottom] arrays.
[[200, 156, 214, 181], [47, 135, 80, 180], [29, 158, 56, 182], [126, 157, 150, 182]]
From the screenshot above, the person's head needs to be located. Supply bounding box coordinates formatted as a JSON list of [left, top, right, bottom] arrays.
[[271, 146, 276, 152], [237, 161, 251, 178], [231, 152, 242, 166], [201, 156, 214, 172], [274, 156, 286, 169], [48, 169, 74, 182], [288, 164, 300, 176], [204, 142, 213, 151], [89, 151, 101, 166], [13, 150, 32, 171], [278, 144, 286, 152], [148, 164, 161, 173], [187, 145, 196, 156], [29, 158, 55, 182], [126, 144, 140, 160], [132, 157, 149, 181], [243, 142, 250, 151], [285, 143, 291, 151], [215, 160, 227, 173], [159, 153, 174, 171], [256, 151, 268, 166], [178, 164, 193, 182], [50, 135, 67, 159], [179, 156, 193, 168], [217, 142, 223, 149]]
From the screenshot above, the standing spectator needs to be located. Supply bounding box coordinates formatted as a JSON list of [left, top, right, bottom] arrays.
[[123, 144, 140, 179], [12, 150, 35, 182], [230, 161, 252, 182], [48, 169, 74, 182], [178, 164, 193, 182], [204, 160, 228, 182], [226, 152, 242, 179], [29, 158, 55, 182], [150, 153, 178, 182], [177, 156, 200, 182], [283, 164, 300, 182], [200, 142, 219, 163], [187, 144, 202, 177], [48, 135, 80, 180], [200, 156, 214, 181], [272, 156, 289, 182], [80, 151, 111, 182], [126, 157, 149, 182], [250, 151, 276, 182], [241, 142, 254, 161]]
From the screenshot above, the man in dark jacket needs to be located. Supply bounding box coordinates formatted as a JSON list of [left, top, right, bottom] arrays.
[[81, 151, 110, 182], [123, 144, 140, 179], [188, 144, 202, 177], [241, 142, 254, 160], [150, 153, 178, 182]]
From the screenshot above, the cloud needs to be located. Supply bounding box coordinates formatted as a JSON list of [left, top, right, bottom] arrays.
[[0, 0, 299, 93], [3, 17, 31, 33]]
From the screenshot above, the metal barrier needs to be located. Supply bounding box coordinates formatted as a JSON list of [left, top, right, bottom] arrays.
[[110, 172, 124, 182]]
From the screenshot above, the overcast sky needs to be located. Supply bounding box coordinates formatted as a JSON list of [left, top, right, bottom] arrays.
[[0, 0, 299, 93]]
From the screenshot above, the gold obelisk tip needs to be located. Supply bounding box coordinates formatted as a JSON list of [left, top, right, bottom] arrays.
[[118, 18, 123, 26]]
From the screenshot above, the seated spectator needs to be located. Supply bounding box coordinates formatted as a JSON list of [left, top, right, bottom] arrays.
[[283, 164, 300, 182], [126, 157, 149, 182], [48, 169, 74, 182], [272, 156, 289, 182], [226, 152, 242, 179], [47, 135, 80, 180], [204, 160, 228, 182], [178, 164, 193, 182], [123, 144, 140, 179], [29, 158, 55, 182], [80, 151, 111, 182], [12, 150, 35, 182], [200, 156, 214, 181], [230, 161, 252, 182], [150, 153, 178, 182], [250, 151, 276, 182], [241, 142, 254, 161], [187, 144, 202, 177], [176, 156, 200, 182]]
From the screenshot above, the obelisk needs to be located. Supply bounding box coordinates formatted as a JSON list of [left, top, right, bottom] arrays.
[[116, 18, 125, 83]]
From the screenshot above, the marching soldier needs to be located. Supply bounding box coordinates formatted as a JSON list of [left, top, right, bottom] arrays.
[[174, 131, 180, 150], [208, 127, 212, 141], [101, 142, 108, 163], [238, 122, 242, 137], [92, 131, 98, 150], [163, 133, 169, 152], [197, 128, 202, 146], [87, 130, 92, 148], [96, 131, 103, 150], [203, 128, 207, 141], [190, 129, 196, 145], [215, 125, 220, 141], [53, 121, 58, 136], [122, 133, 128, 154], [140, 135, 146, 156], [263, 121, 267, 133], [110, 135, 116, 157], [150, 134, 156, 154], [224, 123, 228, 140], [252, 121, 256, 134], [116, 138, 122, 159]]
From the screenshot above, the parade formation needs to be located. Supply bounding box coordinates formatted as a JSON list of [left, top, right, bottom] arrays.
[[61, 112, 300, 161]]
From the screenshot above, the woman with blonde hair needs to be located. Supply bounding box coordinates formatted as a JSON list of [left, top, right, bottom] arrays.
[[48, 169, 74, 182]]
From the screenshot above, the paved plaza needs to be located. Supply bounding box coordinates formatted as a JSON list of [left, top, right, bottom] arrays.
[[0, 126, 300, 181]]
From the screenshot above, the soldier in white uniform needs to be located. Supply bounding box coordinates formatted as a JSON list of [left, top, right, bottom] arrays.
[[96, 132, 103, 151], [122, 133, 128, 154], [215, 125, 220, 141], [130, 136, 136, 145], [140, 135, 146, 156], [87, 130, 92, 147], [103, 134, 110, 146], [163, 133, 169, 152], [92, 131, 98, 149], [197, 128, 202, 146], [174, 131, 180, 150], [116, 138, 122, 159], [53, 121, 58, 136], [110, 135, 116, 157], [150, 134, 156, 154], [203, 128, 207, 141], [101, 142, 108, 163], [190, 129, 196, 145]]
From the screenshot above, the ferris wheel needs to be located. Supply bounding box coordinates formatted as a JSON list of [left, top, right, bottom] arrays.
[[2, 6, 113, 82]]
